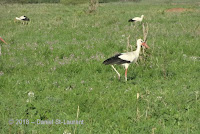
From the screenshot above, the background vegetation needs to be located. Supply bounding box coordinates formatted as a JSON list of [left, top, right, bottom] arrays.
[[0, 0, 141, 4], [0, 0, 200, 133]]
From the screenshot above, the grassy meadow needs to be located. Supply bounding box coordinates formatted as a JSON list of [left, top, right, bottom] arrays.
[[0, 0, 200, 133]]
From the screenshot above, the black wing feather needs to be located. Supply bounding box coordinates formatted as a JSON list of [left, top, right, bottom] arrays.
[[103, 53, 131, 65], [128, 19, 135, 22], [22, 16, 30, 21]]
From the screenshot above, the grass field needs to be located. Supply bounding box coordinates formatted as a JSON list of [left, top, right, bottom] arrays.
[[0, 0, 200, 133]]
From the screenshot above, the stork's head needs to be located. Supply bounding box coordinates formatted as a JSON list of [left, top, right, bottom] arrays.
[[141, 15, 144, 18], [137, 39, 149, 49], [0, 37, 7, 45], [24, 16, 30, 21]]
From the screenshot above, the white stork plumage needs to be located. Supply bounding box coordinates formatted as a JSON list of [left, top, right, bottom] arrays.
[[128, 15, 144, 22], [103, 39, 149, 81]]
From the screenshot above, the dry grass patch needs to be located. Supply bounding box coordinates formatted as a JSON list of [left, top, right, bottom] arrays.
[[165, 8, 193, 12]]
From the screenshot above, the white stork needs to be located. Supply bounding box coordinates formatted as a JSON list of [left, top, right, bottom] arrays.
[[15, 16, 30, 24], [103, 39, 149, 81], [128, 15, 144, 22], [16, 16, 30, 21], [0, 37, 8, 56]]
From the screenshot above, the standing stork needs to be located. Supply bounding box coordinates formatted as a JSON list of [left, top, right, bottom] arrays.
[[128, 15, 144, 22], [103, 39, 149, 81], [0, 37, 8, 56]]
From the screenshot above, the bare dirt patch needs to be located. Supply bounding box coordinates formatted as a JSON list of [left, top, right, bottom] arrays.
[[165, 8, 192, 12]]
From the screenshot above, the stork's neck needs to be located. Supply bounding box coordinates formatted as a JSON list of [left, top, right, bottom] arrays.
[[136, 44, 141, 54], [141, 15, 144, 20]]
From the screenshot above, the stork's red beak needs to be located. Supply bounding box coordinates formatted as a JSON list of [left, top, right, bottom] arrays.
[[142, 42, 149, 49], [0, 37, 7, 45]]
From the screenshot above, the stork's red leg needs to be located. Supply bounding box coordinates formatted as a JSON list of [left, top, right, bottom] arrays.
[[125, 69, 128, 81], [0, 37, 7, 45]]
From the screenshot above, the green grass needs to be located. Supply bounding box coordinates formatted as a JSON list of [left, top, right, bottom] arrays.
[[0, 1, 200, 133]]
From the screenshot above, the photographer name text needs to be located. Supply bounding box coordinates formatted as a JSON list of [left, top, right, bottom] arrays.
[[9, 119, 83, 125]]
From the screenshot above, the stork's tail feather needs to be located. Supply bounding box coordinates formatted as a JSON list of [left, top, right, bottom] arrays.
[[24, 18, 30, 21], [103, 58, 114, 65], [103, 54, 120, 65], [128, 19, 135, 22], [103, 54, 130, 65]]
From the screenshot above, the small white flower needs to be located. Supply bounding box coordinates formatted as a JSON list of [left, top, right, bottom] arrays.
[[81, 80, 85, 84], [0, 71, 4, 76], [63, 129, 71, 134], [28, 91, 34, 97], [125, 90, 129, 92], [157, 96, 162, 100]]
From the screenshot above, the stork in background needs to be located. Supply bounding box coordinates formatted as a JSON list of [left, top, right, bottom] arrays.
[[15, 16, 30, 25], [103, 39, 149, 81], [128, 15, 144, 23], [0, 37, 8, 56]]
